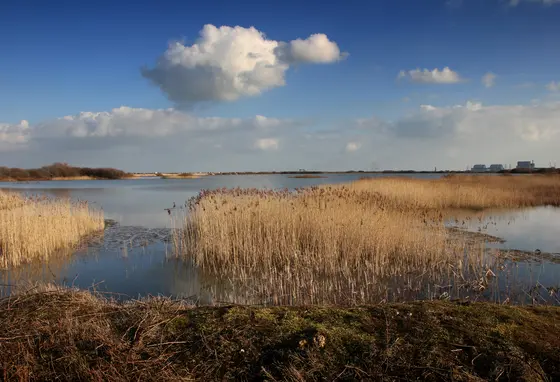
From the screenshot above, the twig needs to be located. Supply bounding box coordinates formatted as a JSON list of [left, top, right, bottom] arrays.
[[146, 341, 189, 348], [0, 334, 35, 341]]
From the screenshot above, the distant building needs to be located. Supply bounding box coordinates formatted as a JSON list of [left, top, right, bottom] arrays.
[[471, 164, 488, 173], [489, 164, 504, 172], [516, 161, 535, 170]]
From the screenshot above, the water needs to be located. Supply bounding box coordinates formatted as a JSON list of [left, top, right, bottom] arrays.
[[1, 173, 412, 228], [452, 207, 560, 304], [1, 174, 559, 305]]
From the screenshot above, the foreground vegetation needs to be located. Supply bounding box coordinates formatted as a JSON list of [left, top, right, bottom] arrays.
[[0, 191, 104, 268], [0, 286, 558, 381], [0, 163, 130, 181], [174, 175, 560, 304]]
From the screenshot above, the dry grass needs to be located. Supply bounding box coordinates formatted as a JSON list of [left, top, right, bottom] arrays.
[[0, 191, 25, 210], [1, 285, 559, 381], [173, 175, 560, 304], [0, 191, 104, 268], [354, 174, 560, 211]]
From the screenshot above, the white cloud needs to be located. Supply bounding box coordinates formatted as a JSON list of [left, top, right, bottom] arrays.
[[398, 67, 464, 84], [345, 142, 361, 152], [0, 120, 30, 151], [546, 81, 560, 92], [392, 101, 560, 144], [141, 24, 344, 105], [276, 33, 345, 64], [3, 101, 560, 172], [254, 138, 279, 151], [482, 72, 496, 88], [27, 107, 295, 140]]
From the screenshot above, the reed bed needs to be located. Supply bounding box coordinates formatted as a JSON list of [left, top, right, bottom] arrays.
[[353, 174, 560, 211], [174, 175, 560, 304], [0, 191, 104, 268], [178, 186, 461, 274]]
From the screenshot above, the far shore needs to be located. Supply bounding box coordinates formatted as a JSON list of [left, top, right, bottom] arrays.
[[3, 167, 559, 182], [0, 176, 129, 182]]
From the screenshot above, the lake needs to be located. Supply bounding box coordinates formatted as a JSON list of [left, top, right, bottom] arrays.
[[1, 174, 559, 305]]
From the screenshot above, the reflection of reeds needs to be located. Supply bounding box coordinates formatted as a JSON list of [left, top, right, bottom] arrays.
[[174, 175, 560, 305], [0, 191, 104, 268]]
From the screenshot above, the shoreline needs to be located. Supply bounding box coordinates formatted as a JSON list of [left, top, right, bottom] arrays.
[[0, 176, 133, 182], [1, 287, 558, 381], [3, 170, 558, 182]]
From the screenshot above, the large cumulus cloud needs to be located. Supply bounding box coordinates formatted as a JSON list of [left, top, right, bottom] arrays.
[[141, 24, 345, 105]]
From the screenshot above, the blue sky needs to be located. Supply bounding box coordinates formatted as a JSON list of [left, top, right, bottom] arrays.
[[1, 0, 559, 171]]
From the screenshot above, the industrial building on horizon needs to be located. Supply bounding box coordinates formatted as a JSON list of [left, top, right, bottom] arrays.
[[516, 160, 535, 170], [470, 163, 505, 173], [470, 160, 537, 173]]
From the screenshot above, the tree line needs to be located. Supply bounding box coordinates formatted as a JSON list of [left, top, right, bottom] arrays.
[[0, 163, 129, 180]]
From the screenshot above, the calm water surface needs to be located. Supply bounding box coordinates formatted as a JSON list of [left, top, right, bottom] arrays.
[[1, 174, 559, 305]]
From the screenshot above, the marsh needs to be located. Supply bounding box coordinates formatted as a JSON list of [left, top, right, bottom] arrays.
[[1, 174, 559, 305]]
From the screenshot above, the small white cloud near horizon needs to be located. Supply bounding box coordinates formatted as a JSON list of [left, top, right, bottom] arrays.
[[482, 72, 496, 88], [141, 24, 345, 105], [398, 67, 464, 84], [546, 81, 560, 92], [254, 138, 279, 151], [345, 142, 361, 152]]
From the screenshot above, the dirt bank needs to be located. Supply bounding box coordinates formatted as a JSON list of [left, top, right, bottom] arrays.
[[1, 287, 558, 381]]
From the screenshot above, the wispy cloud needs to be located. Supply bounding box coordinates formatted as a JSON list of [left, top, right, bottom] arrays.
[[345, 142, 361, 152], [397, 67, 464, 84], [482, 72, 496, 88], [546, 81, 560, 92], [254, 138, 279, 151]]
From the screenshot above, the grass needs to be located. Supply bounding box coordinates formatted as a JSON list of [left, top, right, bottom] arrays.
[[0, 191, 104, 268], [173, 175, 560, 304], [1, 286, 558, 381]]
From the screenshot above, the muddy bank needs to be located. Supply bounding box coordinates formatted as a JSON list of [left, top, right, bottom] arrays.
[[88, 220, 172, 251]]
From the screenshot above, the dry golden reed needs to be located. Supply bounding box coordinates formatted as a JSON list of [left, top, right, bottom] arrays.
[[0, 191, 104, 268], [174, 175, 560, 288]]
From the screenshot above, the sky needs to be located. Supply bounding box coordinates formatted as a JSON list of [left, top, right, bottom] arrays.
[[1, 0, 560, 172]]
